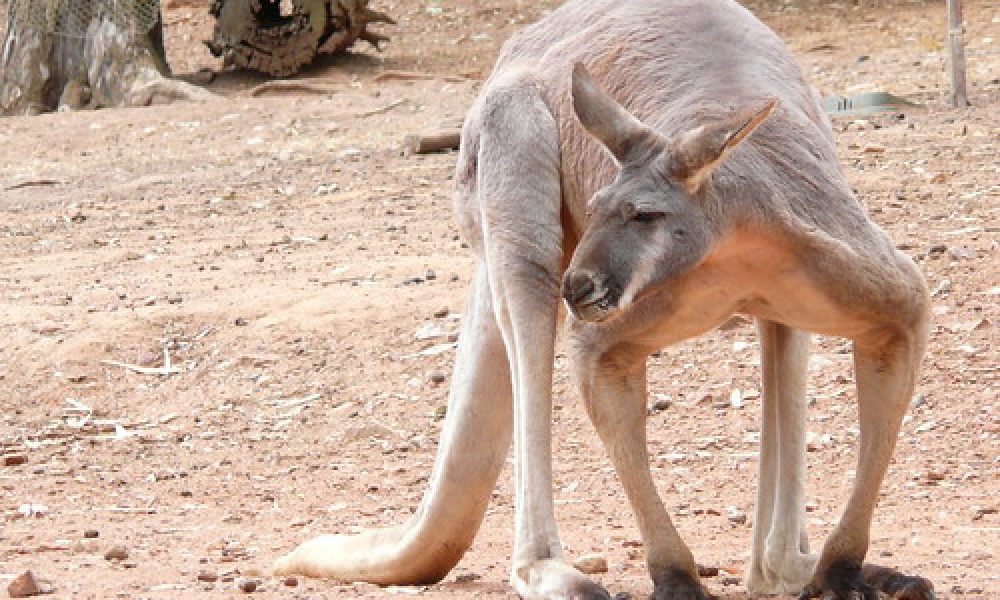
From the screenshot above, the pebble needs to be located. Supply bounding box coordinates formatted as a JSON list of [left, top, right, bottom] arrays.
[[726, 507, 747, 524], [433, 306, 450, 318], [651, 398, 672, 411], [104, 545, 129, 561], [197, 572, 219, 583], [429, 372, 446, 384], [572, 553, 609, 574], [236, 578, 259, 593], [7, 570, 43, 598], [3, 454, 28, 466], [83, 529, 99, 539], [697, 565, 720, 577], [282, 576, 299, 587]]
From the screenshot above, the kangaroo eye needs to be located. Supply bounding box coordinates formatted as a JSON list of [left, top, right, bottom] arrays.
[[632, 211, 666, 224]]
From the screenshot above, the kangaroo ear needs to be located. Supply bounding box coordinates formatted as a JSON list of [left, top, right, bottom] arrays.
[[668, 98, 779, 195], [571, 62, 656, 164]]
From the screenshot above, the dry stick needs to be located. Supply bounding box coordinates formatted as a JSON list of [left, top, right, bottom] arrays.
[[249, 80, 339, 97], [947, 0, 969, 107], [101, 348, 181, 376], [403, 130, 462, 155], [374, 70, 471, 84], [5, 179, 63, 190], [356, 98, 407, 118]]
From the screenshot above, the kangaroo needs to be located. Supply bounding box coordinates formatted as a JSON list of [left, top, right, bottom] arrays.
[[274, 1, 935, 598]]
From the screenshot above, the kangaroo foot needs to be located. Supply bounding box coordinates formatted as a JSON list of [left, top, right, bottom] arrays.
[[799, 559, 875, 600], [651, 570, 713, 600], [799, 560, 935, 600], [862, 564, 935, 600], [512, 558, 611, 600]]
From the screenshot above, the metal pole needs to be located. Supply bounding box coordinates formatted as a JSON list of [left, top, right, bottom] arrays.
[[947, 0, 969, 107]]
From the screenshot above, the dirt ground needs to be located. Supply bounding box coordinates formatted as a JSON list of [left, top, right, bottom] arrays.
[[1, 0, 997, 598]]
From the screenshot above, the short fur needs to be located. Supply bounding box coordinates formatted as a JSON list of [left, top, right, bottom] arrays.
[[274, 1, 932, 599]]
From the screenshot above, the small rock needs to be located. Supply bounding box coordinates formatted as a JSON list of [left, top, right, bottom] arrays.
[[453, 573, 481, 583], [862, 143, 886, 153], [697, 565, 720, 577], [197, 572, 218, 583], [7, 570, 43, 598], [972, 507, 997, 521], [651, 396, 672, 411], [726, 507, 747, 525], [927, 244, 948, 258], [282, 576, 299, 587], [104, 545, 129, 561], [234, 317, 249, 326], [424, 269, 437, 281], [429, 372, 446, 384], [433, 405, 447, 421], [83, 529, 99, 539], [433, 306, 450, 318], [572, 553, 608, 574], [3, 454, 28, 466], [948, 245, 976, 260], [236, 578, 259, 593]]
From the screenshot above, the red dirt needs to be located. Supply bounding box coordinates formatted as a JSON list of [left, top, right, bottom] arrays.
[[1, 1, 997, 598]]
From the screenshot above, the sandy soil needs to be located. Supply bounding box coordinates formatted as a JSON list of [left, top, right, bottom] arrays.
[[1, 1, 997, 598]]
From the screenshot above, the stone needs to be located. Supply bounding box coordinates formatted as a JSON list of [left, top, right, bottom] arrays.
[[3, 454, 28, 466], [572, 553, 608, 574], [104, 545, 129, 561], [236, 578, 259, 593], [697, 565, 720, 577], [7, 571, 43, 598]]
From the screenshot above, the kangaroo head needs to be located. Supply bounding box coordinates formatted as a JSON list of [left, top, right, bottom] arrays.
[[562, 63, 777, 323]]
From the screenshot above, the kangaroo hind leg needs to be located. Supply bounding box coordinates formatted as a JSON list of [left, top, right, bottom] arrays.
[[747, 320, 817, 595], [477, 69, 610, 600]]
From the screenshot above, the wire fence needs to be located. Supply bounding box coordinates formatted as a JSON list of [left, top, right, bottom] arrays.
[[1, 0, 161, 40]]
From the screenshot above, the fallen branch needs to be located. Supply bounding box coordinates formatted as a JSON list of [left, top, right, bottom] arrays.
[[356, 98, 407, 118], [374, 70, 470, 83], [249, 80, 339, 97], [5, 179, 63, 190], [403, 130, 461, 155], [101, 347, 181, 376]]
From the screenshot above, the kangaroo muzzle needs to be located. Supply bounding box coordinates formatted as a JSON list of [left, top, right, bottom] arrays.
[[561, 269, 620, 322]]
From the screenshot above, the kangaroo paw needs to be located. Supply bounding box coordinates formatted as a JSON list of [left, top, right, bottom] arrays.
[[512, 558, 611, 600], [651, 569, 714, 600], [798, 559, 875, 600]]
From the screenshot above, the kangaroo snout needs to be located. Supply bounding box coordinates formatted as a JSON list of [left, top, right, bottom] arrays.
[[562, 269, 619, 322], [562, 269, 596, 306]]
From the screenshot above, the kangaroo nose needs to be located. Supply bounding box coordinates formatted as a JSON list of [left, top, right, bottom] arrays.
[[562, 270, 595, 305]]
